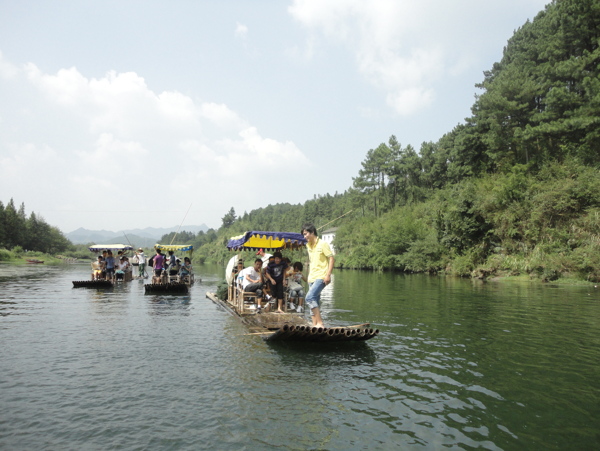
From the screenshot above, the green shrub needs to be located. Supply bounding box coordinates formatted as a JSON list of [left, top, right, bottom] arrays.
[[401, 235, 445, 273], [0, 248, 14, 261], [448, 253, 475, 277], [11, 246, 24, 257], [216, 280, 229, 300]]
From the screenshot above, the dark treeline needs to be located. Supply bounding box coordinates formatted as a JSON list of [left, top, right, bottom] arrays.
[[0, 199, 71, 254], [186, 0, 600, 283]]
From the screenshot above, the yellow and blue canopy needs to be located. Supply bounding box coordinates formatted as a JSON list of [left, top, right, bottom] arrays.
[[155, 244, 194, 253], [227, 231, 306, 251]]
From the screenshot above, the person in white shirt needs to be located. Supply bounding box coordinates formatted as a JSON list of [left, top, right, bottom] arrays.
[[240, 259, 264, 295], [136, 248, 147, 279], [255, 248, 273, 267]]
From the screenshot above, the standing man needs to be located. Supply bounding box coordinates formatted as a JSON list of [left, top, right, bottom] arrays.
[[266, 251, 288, 313], [105, 250, 116, 281], [256, 248, 273, 267], [152, 248, 165, 283], [137, 248, 147, 279], [301, 223, 334, 328]]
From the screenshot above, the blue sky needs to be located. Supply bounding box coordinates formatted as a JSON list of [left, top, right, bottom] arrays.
[[0, 0, 549, 233]]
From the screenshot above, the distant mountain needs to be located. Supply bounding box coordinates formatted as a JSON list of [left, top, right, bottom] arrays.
[[67, 225, 209, 245]]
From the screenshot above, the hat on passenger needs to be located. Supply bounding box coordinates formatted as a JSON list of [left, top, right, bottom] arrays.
[[256, 248, 264, 255]]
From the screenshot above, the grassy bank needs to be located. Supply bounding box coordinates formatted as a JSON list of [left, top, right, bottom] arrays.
[[0, 247, 74, 264]]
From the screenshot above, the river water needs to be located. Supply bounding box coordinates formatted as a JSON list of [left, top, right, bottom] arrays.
[[1, 263, 599, 450]]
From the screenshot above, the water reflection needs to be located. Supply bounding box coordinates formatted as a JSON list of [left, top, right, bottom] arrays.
[[146, 294, 192, 316], [268, 340, 378, 367]]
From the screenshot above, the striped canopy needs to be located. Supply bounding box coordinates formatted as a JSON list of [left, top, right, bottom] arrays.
[[88, 244, 134, 252], [227, 231, 306, 251], [155, 244, 194, 253]]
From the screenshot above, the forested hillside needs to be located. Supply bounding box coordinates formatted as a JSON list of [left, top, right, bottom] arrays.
[[0, 199, 71, 255], [173, 0, 600, 282]]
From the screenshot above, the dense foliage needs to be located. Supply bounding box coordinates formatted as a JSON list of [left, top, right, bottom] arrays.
[[191, 0, 600, 283], [0, 199, 71, 257]]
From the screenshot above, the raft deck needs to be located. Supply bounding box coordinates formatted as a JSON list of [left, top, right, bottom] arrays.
[[72, 280, 114, 288], [206, 292, 379, 342]]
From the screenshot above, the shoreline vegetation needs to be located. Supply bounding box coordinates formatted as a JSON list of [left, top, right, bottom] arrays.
[[0, 249, 75, 265], [2, 1, 599, 286]]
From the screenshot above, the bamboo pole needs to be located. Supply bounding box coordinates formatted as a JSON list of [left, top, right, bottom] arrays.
[[317, 209, 354, 231], [170, 203, 192, 245]]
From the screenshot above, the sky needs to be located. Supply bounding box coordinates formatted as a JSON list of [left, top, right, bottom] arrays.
[[0, 0, 549, 234]]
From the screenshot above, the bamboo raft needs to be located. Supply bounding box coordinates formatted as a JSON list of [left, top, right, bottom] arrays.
[[144, 282, 189, 294], [257, 323, 378, 342], [206, 292, 379, 342], [72, 280, 114, 288]]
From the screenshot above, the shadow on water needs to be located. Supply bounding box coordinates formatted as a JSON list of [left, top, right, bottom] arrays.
[[267, 340, 378, 367]]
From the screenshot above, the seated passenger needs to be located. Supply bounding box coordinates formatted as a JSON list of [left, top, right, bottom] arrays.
[[167, 251, 179, 275], [115, 256, 130, 280], [179, 257, 193, 282], [239, 259, 266, 310], [123, 256, 133, 280], [288, 262, 307, 313], [100, 251, 108, 279], [91, 256, 104, 280], [234, 260, 244, 278]]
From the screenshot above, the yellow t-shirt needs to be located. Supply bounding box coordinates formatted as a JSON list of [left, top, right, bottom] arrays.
[[306, 238, 333, 283]]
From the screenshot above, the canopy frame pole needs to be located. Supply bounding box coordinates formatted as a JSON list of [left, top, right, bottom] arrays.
[[170, 203, 192, 245]]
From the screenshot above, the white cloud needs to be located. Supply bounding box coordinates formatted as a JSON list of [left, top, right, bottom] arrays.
[[288, 0, 547, 116], [0, 142, 58, 177], [0, 51, 18, 79], [75, 133, 148, 166], [0, 58, 310, 231], [288, 0, 439, 115], [200, 102, 247, 131], [235, 22, 248, 39]]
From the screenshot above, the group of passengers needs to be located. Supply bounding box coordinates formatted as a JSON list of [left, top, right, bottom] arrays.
[[91, 247, 192, 283], [235, 250, 307, 314], [91, 249, 133, 281], [232, 223, 334, 328], [149, 248, 193, 284]]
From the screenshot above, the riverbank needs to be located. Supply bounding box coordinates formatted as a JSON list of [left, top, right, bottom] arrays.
[[0, 249, 77, 265], [482, 273, 599, 287], [332, 266, 600, 287]]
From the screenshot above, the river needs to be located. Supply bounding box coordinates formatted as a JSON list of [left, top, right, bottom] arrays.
[[1, 263, 599, 450]]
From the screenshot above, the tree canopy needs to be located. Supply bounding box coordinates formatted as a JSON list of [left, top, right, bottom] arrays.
[[0, 199, 71, 254]]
